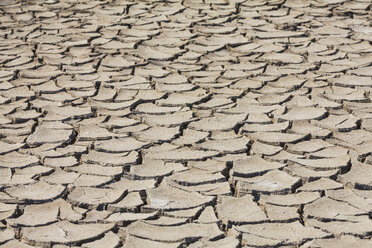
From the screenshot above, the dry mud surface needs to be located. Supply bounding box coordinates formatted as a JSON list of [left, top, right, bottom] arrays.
[[0, 0, 372, 247]]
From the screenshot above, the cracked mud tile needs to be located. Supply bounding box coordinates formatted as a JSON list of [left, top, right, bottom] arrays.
[[77, 125, 116, 142], [8, 198, 82, 227], [338, 161, 372, 190], [41, 169, 76, 185], [302, 235, 372, 248], [194, 136, 250, 154], [1, 240, 37, 248], [81, 231, 120, 248], [67, 163, 123, 177], [108, 177, 156, 192], [326, 189, 372, 213], [94, 137, 149, 153], [236, 221, 330, 247], [133, 126, 180, 142], [0, 202, 17, 220], [104, 211, 158, 226], [0, 166, 35, 186], [22, 221, 115, 246], [163, 205, 203, 220], [107, 191, 143, 212], [165, 169, 231, 196], [246, 131, 308, 146], [44, 105, 94, 120], [125, 160, 185, 180], [135, 102, 185, 115], [259, 191, 321, 207], [195, 206, 220, 225], [81, 150, 138, 167], [188, 236, 240, 248], [311, 114, 360, 132], [126, 221, 223, 243], [216, 195, 268, 225], [285, 164, 339, 182], [188, 159, 226, 174], [332, 129, 372, 146], [168, 179, 231, 196], [277, 106, 327, 121], [0, 141, 24, 155], [167, 168, 226, 187], [123, 235, 182, 248], [143, 184, 214, 211], [110, 76, 150, 91], [289, 156, 350, 171], [241, 121, 290, 133], [195, 97, 235, 110], [43, 156, 79, 168], [290, 120, 332, 138], [188, 114, 247, 132], [142, 111, 195, 127], [303, 196, 367, 222], [5, 181, 65, 203], [172, 128, 209, 146], [68, 187, 126, 209], [285, 139, 333, 154], [250, 141, 283, 156], [145, 146, 219, 162], [305, 216, 372, 236], [264, 204, 300, 222], [143, 216, 188, 226], [297, 178, 344, 192], [0, 228, 14, 245], [72, 174, 113, 188], [331, 74, 372, 88], [231, 156, 286, 178], [257, 93, 291, 106], [156, 92, 208, 107], [235, 170, 301, 197]]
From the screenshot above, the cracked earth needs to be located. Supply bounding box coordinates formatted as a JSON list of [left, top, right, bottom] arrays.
[[0, 0, 371, 247]]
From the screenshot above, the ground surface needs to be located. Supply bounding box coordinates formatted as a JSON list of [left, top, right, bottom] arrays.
[[0, 0, 371, 247]]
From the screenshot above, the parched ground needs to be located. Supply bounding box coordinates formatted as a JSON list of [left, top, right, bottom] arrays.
[[0, 0, 371, 247]]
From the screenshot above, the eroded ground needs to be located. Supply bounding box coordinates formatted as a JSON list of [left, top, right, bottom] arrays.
[[0, 0, 371, 247]]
